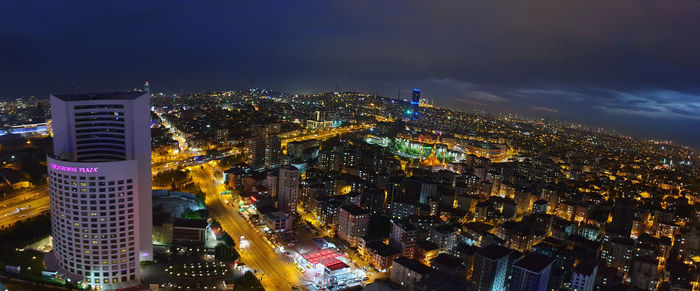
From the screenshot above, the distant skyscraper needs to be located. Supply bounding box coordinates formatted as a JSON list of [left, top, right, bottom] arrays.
[[47, 92, 152, 288], [473, 244, 513, 291], [144, 81, 150, 93], [411, 88, 420, 119], [248, 137, 266, 171], [510, 253, 555, 291], [277, 165, 300, 214], [314, 110, 327, 121], [265, 136, 281, 168]]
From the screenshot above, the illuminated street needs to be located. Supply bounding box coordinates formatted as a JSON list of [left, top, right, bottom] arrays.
[[190, 163, 306, 290], [0, 186, 49, 228]]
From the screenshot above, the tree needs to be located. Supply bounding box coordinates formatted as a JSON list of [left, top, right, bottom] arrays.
[[181, 208, 202, 220], [222, 232, 235, 247], [215, 244, 239, 261], [233, 271, 264, 291]]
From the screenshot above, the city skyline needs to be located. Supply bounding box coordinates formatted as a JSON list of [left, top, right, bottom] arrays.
[[2, 1, 700, 147], [1, 1, 699, 291]]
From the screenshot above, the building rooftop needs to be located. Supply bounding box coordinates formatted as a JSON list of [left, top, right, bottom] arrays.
[[393, 257, 433, 275], [514, 253, 555, 273], [464, 222, 494, 235], [417, 240, 440, 251], [173, 218, 208, 229], [52, 91, 146, 101], [265, 211, 289, 220], [431, 253, 465, 269], [476, 244, 513, 260], [224, 166, 247, 174], [573, 261, 598, 276], [341, 204, 369, 216], [366, 241, 401, 257], [393, 219, 418, 232], [433, 224, 456, 234], [453, 244, 480, 256], [326, 261, 350, 271], [633, 255, 658, 265]]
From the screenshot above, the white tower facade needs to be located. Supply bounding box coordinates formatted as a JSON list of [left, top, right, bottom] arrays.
[[47, 92, 152, 288]]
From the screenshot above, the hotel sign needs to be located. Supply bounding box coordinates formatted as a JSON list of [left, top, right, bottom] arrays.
[[50, 163, 99, 173]]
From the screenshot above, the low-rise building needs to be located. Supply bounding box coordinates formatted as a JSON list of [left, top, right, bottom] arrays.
[[391, 257, 433, 291], [430, 253, 467, 279], [430, 225, 458, 251], [629, 256, 659, 291], [363, 241, 402, 271], [261, 210, 292, 232], [172, 218, 208, 244], [570, 262, 597, 291]]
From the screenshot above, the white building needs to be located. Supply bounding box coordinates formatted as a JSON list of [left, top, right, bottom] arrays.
[[571, 262, 598, 291], [47, 92, 152, 288]]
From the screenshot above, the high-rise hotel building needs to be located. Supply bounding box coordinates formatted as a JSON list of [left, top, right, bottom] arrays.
[[46, 92, 152, 288]]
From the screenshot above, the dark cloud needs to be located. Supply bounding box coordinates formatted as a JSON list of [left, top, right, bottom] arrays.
[[1, 0, 699, 146]]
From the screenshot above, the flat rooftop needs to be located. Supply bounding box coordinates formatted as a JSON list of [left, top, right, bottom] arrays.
[[52, 91, 146, 101], [514, 253, 555, 273], [573, 261, 598, 276], [341, 204, 369, 216], [394, 257, 432, 275], [476, 244, 513, 260]]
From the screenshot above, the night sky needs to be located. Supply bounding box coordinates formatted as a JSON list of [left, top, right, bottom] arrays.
[[2, 1, 700, 147]]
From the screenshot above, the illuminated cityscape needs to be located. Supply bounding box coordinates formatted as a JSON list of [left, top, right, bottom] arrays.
[[1, 1, 700, 291]]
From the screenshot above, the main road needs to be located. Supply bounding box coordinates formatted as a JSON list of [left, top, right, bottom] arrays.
[[0, 186, 50, 229], [280, 124, 373, 148], [189, 164, 306, 290]]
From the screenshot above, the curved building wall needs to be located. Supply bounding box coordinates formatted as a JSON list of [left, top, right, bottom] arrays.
[[47, 156, 141, 286], [49, 92, 153, 266]]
